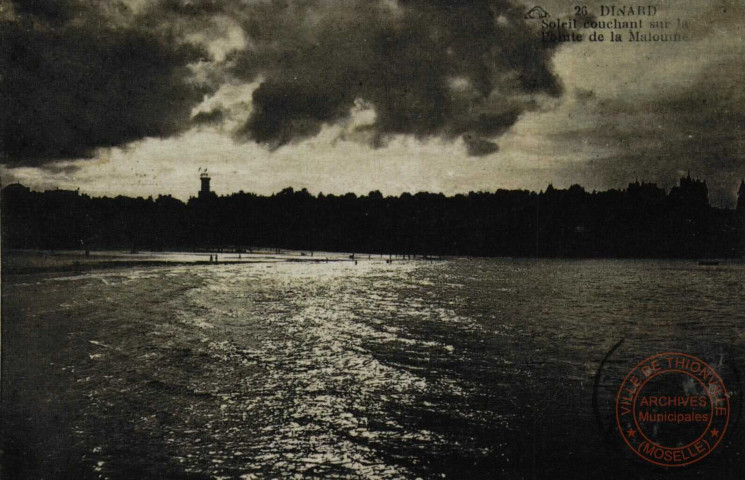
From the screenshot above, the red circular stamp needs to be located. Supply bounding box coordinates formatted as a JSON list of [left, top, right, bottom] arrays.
[[615, 352, 730, 467]]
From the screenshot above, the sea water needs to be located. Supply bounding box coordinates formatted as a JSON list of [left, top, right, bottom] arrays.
[[2, 259, 744, 479]]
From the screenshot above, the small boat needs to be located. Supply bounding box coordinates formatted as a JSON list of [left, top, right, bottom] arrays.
[[698, 260, 720, 266]]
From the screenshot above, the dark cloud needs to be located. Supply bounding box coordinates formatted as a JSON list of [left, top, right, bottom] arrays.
[[646, 72, 744, 206], [463, 135, 500, 157], [192, 108, 226, 125], [1, 0, 562, 165], [158, 0, 225, 17], [11, 0, 81, 25], [228, 0, 561, 153], [0, 2, 210, 166], [237, 79, 353, 147], [554, 59, 745, 206]]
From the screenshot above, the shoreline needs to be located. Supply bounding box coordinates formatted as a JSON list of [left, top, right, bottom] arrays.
[[0, 250, 411, 276], [1, 249, 456, 275], [0, 257, 361, 277], [1, 249, 740, 277]]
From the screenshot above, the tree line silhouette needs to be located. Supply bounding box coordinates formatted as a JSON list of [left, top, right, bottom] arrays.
[[3, 174, 744, 258]]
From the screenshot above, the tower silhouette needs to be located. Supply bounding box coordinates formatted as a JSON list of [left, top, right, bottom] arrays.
[[199, 172, 211, 200]]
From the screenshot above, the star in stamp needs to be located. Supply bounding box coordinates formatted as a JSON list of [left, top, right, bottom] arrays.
[[615, 352, 730, 467]]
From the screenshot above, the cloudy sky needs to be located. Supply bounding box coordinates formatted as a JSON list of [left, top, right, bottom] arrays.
[[1, 0, 743, 205]]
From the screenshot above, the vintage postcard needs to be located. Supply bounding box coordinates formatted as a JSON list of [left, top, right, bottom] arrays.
[[1, 1, 744, 479]]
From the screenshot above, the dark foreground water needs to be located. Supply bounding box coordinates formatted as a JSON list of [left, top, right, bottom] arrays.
[[3, 259, 745, 479]]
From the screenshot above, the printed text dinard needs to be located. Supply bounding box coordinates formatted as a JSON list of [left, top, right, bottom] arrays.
[[541, 4, 691, 43]]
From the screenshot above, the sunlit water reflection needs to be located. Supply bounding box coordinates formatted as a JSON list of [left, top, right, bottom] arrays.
[[3, 259, 745, 479]]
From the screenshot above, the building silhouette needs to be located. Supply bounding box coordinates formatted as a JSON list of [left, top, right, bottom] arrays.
[[199, 172, 212, 200], [668, 171, 708, 207], [3, 173, 745, 258]]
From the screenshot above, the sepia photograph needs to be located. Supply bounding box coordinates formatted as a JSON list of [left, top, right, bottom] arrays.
[[1, 1, 744, 478]]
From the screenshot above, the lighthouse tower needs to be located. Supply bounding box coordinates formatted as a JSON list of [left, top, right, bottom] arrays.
[[199, 171, 211, 200]]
